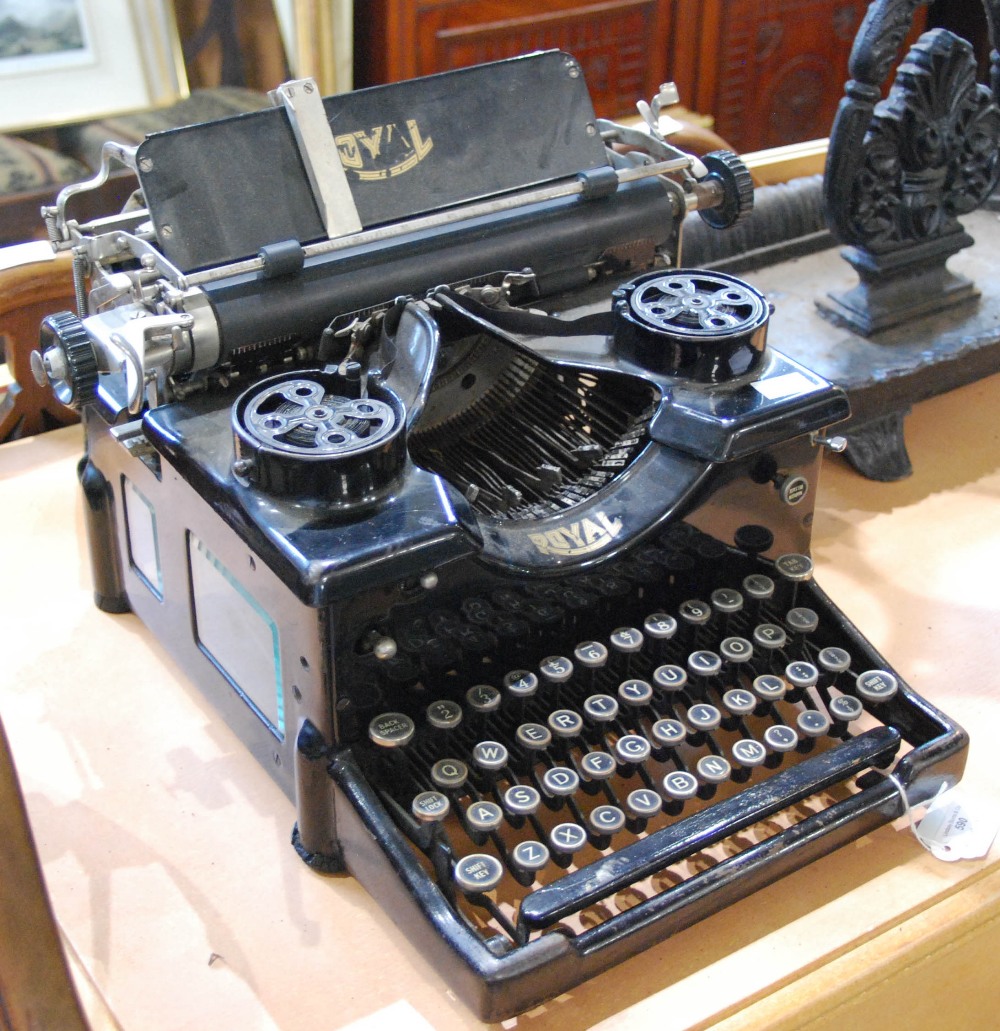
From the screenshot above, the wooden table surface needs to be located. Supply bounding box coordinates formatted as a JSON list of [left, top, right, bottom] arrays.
[[1, 371, 998, 1031]]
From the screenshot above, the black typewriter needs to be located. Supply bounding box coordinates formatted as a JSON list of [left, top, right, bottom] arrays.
[[34, 53, 967, 1020]]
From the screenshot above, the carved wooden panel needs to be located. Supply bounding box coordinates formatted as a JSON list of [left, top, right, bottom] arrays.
[[690, 0, 928, 152], [354, 0, 673, 119], [354, 0, 930, 151]]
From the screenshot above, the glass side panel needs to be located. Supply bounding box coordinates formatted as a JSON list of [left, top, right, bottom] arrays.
[[188, 533, 284, 740], [123, 477, 163, 598]]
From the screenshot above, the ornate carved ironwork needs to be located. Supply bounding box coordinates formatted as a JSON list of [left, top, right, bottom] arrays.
[[821, 0, 1000, 335]]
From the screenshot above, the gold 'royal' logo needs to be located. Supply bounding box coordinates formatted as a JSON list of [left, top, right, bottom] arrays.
[[335, 120, 433, 181], [527, 512, 623, 558]]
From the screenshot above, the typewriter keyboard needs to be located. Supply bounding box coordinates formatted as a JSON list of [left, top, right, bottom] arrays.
[[358, 524, 909, 944]]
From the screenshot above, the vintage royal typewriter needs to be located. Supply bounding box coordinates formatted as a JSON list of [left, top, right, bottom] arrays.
[[33, 53, 967, 1020]]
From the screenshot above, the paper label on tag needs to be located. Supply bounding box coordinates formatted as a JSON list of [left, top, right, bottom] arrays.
[[915, 788, 998, 862]]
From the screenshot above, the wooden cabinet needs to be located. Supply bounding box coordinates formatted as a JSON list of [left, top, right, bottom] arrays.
[[677, 1, 926, 153], [674, 0, 864, 152], [354, 0, 675, 123], [354, 1, 927, 153]]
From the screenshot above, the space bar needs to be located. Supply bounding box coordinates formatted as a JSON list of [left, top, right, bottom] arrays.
[[518, 725, 901, 933]]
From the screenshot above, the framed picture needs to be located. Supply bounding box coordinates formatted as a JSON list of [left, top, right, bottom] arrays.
[[276, 0, 353, 95], [0, 0, 187, 133]]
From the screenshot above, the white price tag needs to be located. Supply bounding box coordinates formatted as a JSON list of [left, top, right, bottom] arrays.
[[914, 787, 998, 862]]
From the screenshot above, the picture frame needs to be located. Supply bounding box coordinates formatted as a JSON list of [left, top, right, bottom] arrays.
[[0, 0, 188, 134], [276, 0, 353, 95]]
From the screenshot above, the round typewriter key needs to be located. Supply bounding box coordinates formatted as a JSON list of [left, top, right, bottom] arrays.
[[589, 805, 626, 835], [720, 636, 754, 664], [560, 585, 595, 613], [797, 709, 831, 737], [412, 790, 450, 822], [466, 684, 501, 713], [829, 694, 864, 723], [574, 641, 609, 668], [503, 669, 539, 698], [472, 740, 509, 771], [580, 751, 617, 780], [678, 599, 712, 627], [618, 679, 653, 707], [643, 613, 678, 642], [542, 766, 580, 797], [696, 754, 732, 784], [511, 839, 550, 873], [431, 758, 468, 790], [695, 536, 727, 562], [651, 718, 687, 747], [503, 784, 542, 818], [610, 627, 644, 653], [548, 709, 584, 738], [626, 788, 663, 818], [614, 734, 652, 764], [465, 801, 503, 834], [663, 770, 699, 800], [653, 664, 688, 691], [493, 614, 526, 641], [686, 703, 722, 732], [734, 523, 774, 556], [785, 661, 819, 690], [454, 853, 504, 893], [660, 550, 696, 580], [516, 722, 552, 750], [539, 655, 574, 684], [711, 587, 744, 614], [856, 669, 899, 703], [774, 553, 814, 581], [368, 712, 415, 748], [786, 607, 819, 635], [743, 573, 775, 601], [722, 688, 757, 717], [426, 699, 463, 730], [818, 647, 852, 674], [461, 598, 493, 627], [549, 822, 588, 855], [583, 694, 619, 722], [752, 674, 786, 702], [688, 650, 722, 678], [732, 738, 767, 768], [763, 724, 798, 752], [587, 573, 632, 601], [779, 475, 809, 506], [493, 588, 524, 613], [524, 600, 562, 627], [753, 623, 787, 651]]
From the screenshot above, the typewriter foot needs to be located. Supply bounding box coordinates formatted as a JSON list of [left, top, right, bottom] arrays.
[[77, 456, 130, 614], [842, 410, 913, 481], [291, 824, 345, 874]]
